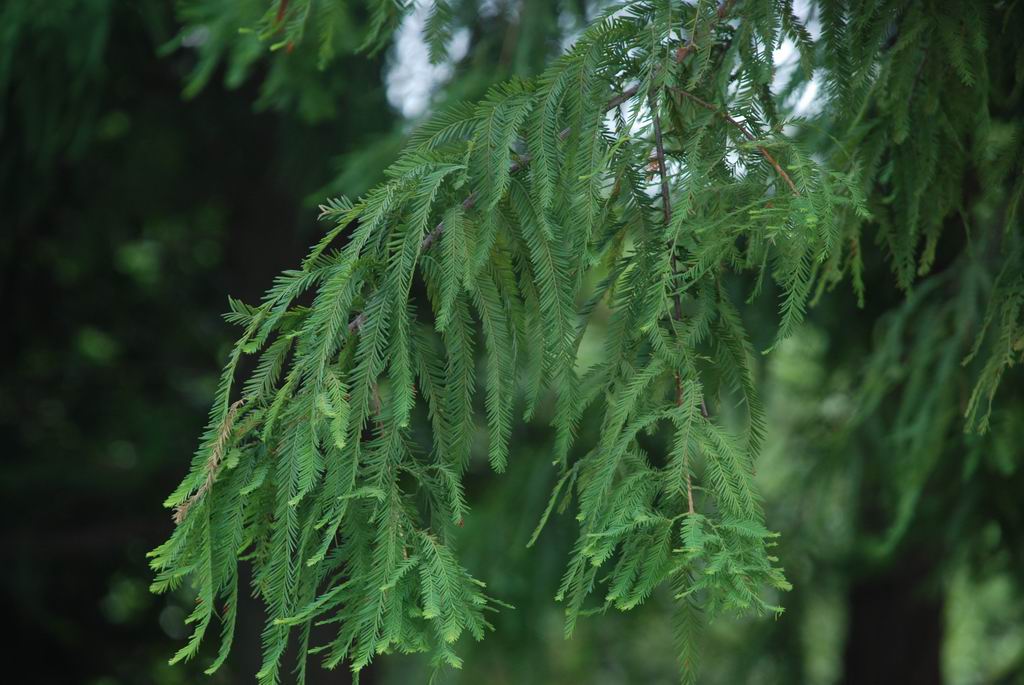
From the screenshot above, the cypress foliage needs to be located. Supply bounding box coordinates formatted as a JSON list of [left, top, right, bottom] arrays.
[[151, 1, 1024, 682]]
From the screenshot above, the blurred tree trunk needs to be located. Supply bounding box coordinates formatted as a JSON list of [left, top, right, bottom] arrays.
[[842, 550, 943, 684]]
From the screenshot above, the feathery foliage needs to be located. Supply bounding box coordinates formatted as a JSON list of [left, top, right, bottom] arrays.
[[152, 0, 1024, 682]]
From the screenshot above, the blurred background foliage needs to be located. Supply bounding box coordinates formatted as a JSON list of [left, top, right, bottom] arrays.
[[1, 1, 1022, 683]]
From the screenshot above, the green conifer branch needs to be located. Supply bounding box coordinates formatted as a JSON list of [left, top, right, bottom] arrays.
[[149, 2, 1024, 682]]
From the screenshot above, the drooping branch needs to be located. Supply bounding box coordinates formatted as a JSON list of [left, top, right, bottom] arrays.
[[417, 84, 641, 253], [650, 89, 696, 515], [672, 87, 800, 195], [173, 399, 243, 523], [349, 82, 642, 333]]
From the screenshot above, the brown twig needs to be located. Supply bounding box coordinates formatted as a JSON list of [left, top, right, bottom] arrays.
[[651, 90, 696, 515], [671, 87, 799, 195], [650, 92, 674, 226], [275, 0, 290, 25], [605, 83, 641, 111], [173, 399, 244, 524]]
